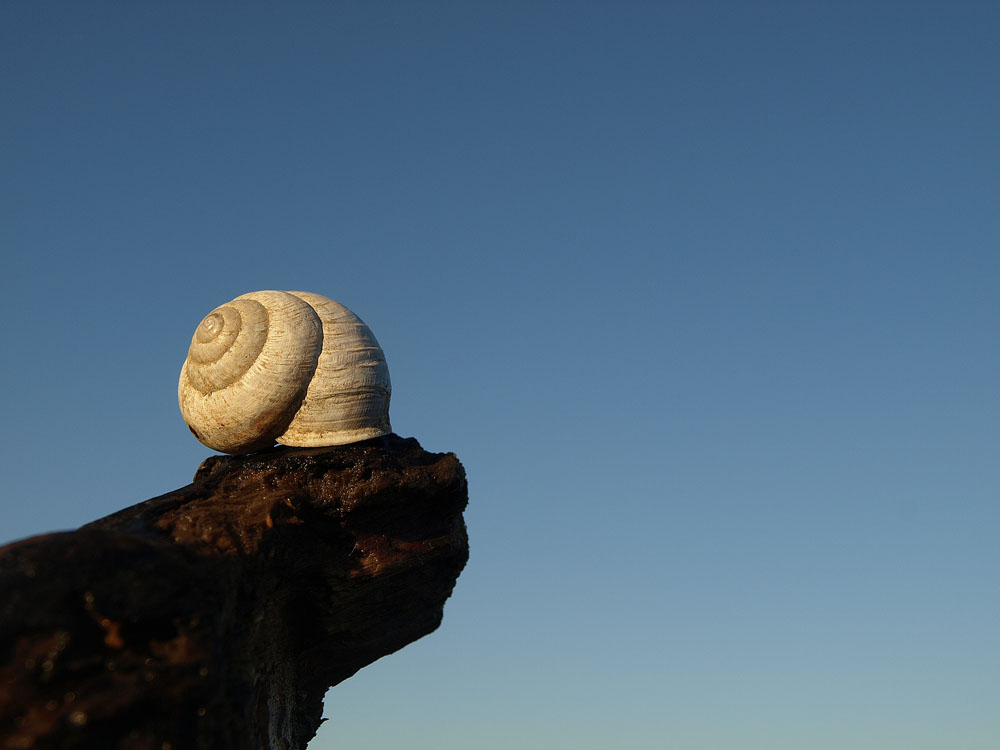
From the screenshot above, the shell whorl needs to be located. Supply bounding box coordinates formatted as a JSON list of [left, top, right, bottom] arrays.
[[178, 291, 391, 454]]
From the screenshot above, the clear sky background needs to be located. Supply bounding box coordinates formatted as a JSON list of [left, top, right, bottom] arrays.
[[1, 2, 997, 748]]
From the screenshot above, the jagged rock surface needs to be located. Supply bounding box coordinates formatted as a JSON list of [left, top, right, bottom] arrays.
[[0, 435, 468, 750]]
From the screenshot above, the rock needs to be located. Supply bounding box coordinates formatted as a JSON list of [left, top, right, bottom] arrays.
[[0, 435, 468, 750]]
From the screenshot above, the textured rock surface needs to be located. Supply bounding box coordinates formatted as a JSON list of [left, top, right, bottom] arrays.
[[0, 435, 468, 750]]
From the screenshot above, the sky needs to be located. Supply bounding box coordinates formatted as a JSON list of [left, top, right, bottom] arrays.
[[1, 2, 998, 748]]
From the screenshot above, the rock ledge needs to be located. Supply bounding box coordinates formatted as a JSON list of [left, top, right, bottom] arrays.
[[0, 435, 468, 750]]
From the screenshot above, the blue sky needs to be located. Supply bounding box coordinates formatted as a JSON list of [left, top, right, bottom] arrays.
[[1, 3, 997, 748]]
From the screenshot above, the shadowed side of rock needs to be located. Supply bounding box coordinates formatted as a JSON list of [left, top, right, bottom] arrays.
[[0, 435, 469, 750]]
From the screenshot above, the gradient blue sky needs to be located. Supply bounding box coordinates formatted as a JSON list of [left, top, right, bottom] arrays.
[[2, 3, 997, 748]]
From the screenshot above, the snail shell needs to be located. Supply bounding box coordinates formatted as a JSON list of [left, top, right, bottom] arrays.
[[178, 290, 391, 454]]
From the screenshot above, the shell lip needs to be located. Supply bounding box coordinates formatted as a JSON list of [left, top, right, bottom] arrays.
[[277, 424, 392, 448]]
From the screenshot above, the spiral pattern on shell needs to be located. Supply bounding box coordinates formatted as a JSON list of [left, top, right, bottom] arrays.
[[178, 291, 391, 454]]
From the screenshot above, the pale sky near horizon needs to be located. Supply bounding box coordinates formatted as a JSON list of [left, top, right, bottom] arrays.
[[1, 3, 998, 748]]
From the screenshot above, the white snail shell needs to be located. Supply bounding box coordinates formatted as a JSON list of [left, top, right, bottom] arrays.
[[178, 291, 391, 454]]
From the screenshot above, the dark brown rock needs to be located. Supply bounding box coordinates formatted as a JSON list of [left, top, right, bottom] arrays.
[[0, 435, 468, 750]]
